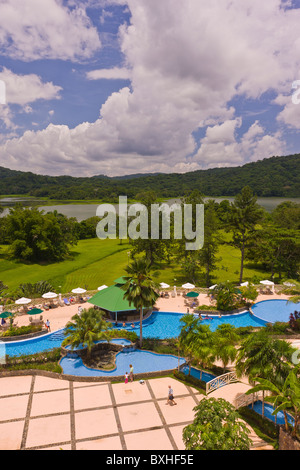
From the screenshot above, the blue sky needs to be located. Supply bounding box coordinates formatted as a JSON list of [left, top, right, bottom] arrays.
[[0, 0, 299, 177]]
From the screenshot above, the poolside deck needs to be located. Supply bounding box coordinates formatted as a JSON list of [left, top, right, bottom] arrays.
[[12, 291, 292, 333]]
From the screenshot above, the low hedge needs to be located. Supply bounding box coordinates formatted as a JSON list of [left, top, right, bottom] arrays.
[[173, 370, 207, 393], [238, 406, 279, 447], [1, 324, 43, 337]]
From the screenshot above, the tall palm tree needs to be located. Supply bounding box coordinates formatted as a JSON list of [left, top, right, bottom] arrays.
[[246, 367, 300, 436], [214, 324, 239, 373], [121, 257, 159, 347], [179, 314, 202, 375], [236, 330, 296, 416], [179, 314, 215, 379], [62, 308, 111, 359]]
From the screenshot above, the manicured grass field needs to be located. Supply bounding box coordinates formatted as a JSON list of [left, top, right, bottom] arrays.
[[0, 239, 132, 293], [0, 237, 270, 294]]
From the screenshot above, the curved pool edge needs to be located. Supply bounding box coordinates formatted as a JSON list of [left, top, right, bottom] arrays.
[[60, 348, 186, 378], [251, 299, 300, 324]]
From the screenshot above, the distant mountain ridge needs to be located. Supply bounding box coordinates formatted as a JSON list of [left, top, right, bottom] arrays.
[[0, 154, 299, 199]]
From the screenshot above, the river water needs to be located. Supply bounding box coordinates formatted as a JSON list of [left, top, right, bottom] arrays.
[[0, 196, 299, 221]]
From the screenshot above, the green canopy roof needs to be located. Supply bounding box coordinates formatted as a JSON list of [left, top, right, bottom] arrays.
[[88, 284, 135, 313]]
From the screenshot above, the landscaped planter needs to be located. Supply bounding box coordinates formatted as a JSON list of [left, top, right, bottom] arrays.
[[0, 329, 48, 342]]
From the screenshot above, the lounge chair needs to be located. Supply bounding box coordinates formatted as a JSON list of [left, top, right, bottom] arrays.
[[63, 298, 71, 306]]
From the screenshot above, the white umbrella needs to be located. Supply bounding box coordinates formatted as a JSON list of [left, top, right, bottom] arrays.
[[209, 284, 217, 290], [72, 288, 87, 294], [15, 297, 31, 305], [182, 283, 195, 289], [260, 280, 274, 286], [240, 281, 249, 287], [42, 292, 58, 299], [160, 282, 170, 289], [97, 285, 108, 291], [260, 280, 275, 293]]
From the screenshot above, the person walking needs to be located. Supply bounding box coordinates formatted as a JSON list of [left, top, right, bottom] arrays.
[[124, 372, 129, 384], [166, 385, 177, 405], [129, 364, 134, 382], [45, 319, 51, 332]]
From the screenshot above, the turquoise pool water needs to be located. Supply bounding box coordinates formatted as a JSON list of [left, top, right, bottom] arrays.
[[251, 299, 300, 324], [2, 310, 267, 358], [60, 349, 185, 377], [249, 401, 295, 426], [121, 311, 267, 338], [180, 364, 216, 383]]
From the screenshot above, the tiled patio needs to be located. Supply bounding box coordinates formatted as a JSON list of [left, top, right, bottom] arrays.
[[0, 375, 202, 450]]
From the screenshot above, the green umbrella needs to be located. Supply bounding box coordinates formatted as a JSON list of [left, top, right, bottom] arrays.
[[186, 291, 199, 298], [28, 308, 43, 315], [0, 311, 14, 319]]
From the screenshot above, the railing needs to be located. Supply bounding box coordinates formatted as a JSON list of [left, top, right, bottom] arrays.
[[234, 391, 267, 409], [206, 371, 238, 394]]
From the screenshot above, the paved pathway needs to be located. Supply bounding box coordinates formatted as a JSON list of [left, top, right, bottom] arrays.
[[0, 375, 202, 450], [0, 375, 273, 450]]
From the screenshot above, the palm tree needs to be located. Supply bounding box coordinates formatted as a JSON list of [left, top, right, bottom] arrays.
[[246, 367, 300, 436], [179, 314, 202, 375], [121, 257, 159, 347], [214, 324, 239, 373], [236, 330, 296, 416], [62, 308, 111, 359], [179, 314, 215, 379]]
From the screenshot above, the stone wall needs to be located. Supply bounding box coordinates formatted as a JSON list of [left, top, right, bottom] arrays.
[[279, 428, 300, 451]]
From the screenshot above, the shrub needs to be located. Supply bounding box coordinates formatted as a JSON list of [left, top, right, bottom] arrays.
[[2, 324, 43, 337]]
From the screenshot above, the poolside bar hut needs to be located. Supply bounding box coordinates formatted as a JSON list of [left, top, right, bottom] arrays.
[[88, 277, 137, 323]]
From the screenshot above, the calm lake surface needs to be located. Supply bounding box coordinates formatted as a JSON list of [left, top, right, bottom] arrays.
[[0, 196, 299, 221]]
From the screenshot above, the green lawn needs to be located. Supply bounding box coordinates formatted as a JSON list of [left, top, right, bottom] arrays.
[[0, 239, 132, 293], [0, 237, 270, 294]]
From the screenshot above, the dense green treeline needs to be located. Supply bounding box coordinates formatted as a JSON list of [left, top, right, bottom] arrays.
[[0, 154, 299, 199]]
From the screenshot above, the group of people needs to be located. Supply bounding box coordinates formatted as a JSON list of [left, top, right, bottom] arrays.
[[124, 364, 134, 384], [114, 320, 136, 328]]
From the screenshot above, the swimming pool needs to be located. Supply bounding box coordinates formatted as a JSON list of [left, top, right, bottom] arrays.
[[249, 400, 295, 427], [122, 311, 267, 338], [251, 299, 300, 324], [180, 364, 216, 383], [2, 310, 267, 358], [60, 349, 185, 377]]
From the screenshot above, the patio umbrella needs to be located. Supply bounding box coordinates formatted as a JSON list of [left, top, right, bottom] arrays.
[[97, 285, 108, 291], [209, 284, 217, 290], [28, 308, 43, 315], [15, 297, 31, 305], [182, 283, 195, 289], [186, 291, 199, 298], [260, 280, 275, 293], [240, 281, 249, 287], [42, 292, 58, 299], [72, 288, 87, 294], [160, 282, 169, 288], [0, 311, 14, 319]]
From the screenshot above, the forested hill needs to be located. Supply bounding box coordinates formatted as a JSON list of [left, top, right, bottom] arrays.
[[0, 154, 299, 200]]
